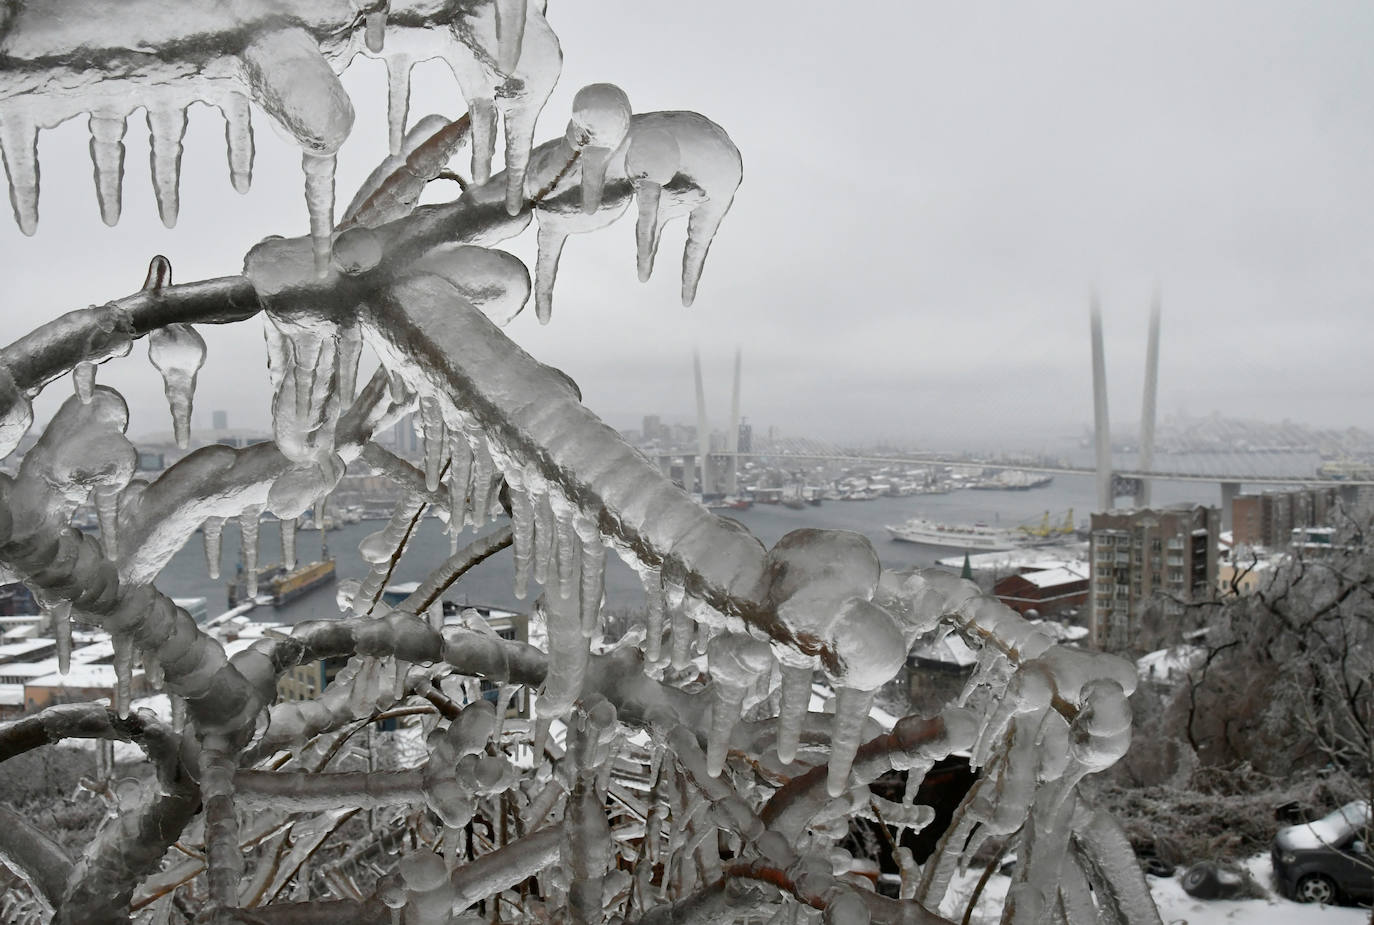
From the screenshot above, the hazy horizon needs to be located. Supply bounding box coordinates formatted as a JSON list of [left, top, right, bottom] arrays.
[[2, 2, 1371, 449]]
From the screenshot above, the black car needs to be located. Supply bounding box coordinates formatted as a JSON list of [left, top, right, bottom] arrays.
[[1272, 801, 1373, 905]]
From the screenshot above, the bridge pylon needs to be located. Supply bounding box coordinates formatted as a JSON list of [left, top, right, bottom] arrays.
[[1090, 290, 1161, 512]]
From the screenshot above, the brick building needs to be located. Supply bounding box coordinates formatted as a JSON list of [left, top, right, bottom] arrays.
[[993, 565, 1090, 617], [1231, 487, 1339, 549], [1089, 504, 1220, 651]]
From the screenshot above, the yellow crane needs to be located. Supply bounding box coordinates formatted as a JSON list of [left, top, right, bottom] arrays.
[[1018, 509, 1076, 538]]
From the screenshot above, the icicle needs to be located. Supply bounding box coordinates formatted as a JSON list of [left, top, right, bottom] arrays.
[[171, 695, 186, 734], [468, 438, 496, 527], [823, 601, 908, 796], [393, 656, 409, 700], [89, 112, 127, 226], [554, 505, 579, 599], [95, 485, 120, 557], [533, 225, 567, 325], [147, 322, 207, 449], [682, 204, 730, 307], [73, 362, 96, 403], [537, 590, 589, 721], [203, 517, 224, 579], [302, 151, 336, 275], [626, 112, 742, 307], [365, 8, 388, 52], [147, 106, 188, 228], [387, 369, 408, 403], [281, 516, 297, 571], [419, 396, 446, 492], [902, 756, 935, 806], [221, 93, 254, 193], [241, 505, 264, 598], [532, 489, 555, 587], [625, 128, 680, 282], [112, 633, 133, 719], [494, 0, 528, 73], [444, 824, 463, 871], [447, 433, 472, 528], [826, 687, 875, 797], [567, 84, 632, 215], [493, 684, 518, 743], [704, 635, 773, 777], [385, 55, 413, 157], [349, 657, 380, 717], [0, 113, 40, 235], [145, 654, 164, 691], [641, 566, 666, 664], [94, 737, 110, 781], [508, 472, 535, 600], [670, 607, 694, 671], [337, 324, 363, 403], [470, 97, 498, 186], [775, 662, 813, 764], [575, 517, 604, 637], [51, 602, 72, 676]]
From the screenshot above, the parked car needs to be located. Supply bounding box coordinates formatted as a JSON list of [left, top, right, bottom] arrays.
[[1272, 801, 1373, 905]]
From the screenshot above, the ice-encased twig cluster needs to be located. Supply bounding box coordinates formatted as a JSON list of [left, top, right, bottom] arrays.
[[0, 0, 559, 271], [0, 6, 1158, 925]]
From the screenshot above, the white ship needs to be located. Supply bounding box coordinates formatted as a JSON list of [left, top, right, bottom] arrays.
[[885, 517, 1030, 551]]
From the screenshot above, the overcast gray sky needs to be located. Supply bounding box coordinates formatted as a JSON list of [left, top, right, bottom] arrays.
[[2, 1, 1371, 450]]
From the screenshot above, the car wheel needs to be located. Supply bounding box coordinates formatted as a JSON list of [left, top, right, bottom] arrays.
[[1295, 874, 1338, 905], [1180, 862, 1221, 899]]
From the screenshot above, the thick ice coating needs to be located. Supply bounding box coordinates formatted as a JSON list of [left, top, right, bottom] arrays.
[[565, 84, 632, 214], [763, 529, 883, 764], [704, 633, 773, 776], [625, 112, 742, 305], [147, 323, 207, 449], [822, 598, 907, 796]]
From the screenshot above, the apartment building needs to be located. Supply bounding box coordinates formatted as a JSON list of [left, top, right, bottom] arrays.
[[1089, 505, 1220, 651], [1231, 487, 1339, 550]]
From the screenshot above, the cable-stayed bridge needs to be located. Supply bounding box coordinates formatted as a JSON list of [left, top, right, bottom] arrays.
[[679, 309, 1374, 530]]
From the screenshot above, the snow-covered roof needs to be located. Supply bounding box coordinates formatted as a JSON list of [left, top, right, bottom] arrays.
[[1015, 565, 1088, 589], [0, 684, 23, 706], [26, 663, 142, 689], [0, 637, 56, 663], [936, 545, 1090, 573]]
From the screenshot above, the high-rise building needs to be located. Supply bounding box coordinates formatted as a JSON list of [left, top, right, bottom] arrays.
[[737, 421, 752, 454], [1231, 487, 1339, 549], [212, 410, 228, 430], [1089, 504, 1219, 651], [642, 414, 662, 443]]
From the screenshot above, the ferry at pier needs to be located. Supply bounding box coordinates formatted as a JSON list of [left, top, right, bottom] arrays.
[[885, 518, 1030, 551]]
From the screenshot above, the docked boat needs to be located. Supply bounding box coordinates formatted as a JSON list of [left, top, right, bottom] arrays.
[[967, 470, 1054, 491], [885, 518, 1031, 551], [228, 558, 337, 607]]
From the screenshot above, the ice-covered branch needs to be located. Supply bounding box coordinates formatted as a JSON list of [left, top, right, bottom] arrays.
[[58, 773, 200, 925], [723, 860, 956, 925], [761, 710, 977, 843], [0, 703, 185, 785], [630, 880, 770, 925], [0, 805, 71, 914]]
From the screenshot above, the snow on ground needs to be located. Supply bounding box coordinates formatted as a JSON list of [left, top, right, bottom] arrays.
[[941, 854, 1370, 924]]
